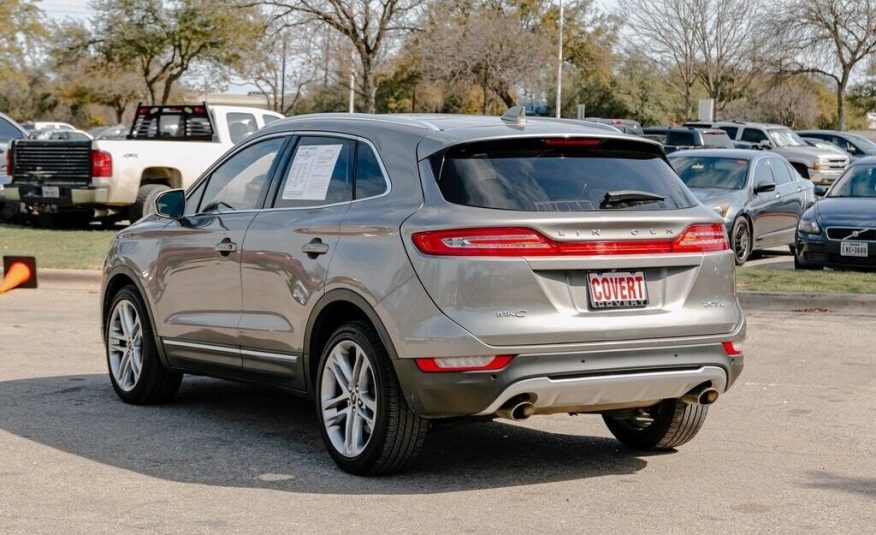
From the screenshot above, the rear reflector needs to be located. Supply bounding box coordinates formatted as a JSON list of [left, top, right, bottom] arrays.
[[412, 224, 729, 257], [91, 149, 113, 178], [415, 355, 514, 373], [722, 341, 743, 357]]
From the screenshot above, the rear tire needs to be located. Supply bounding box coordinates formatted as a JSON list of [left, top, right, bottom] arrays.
[[603, 398, 708, 450], [731, 217, 752, 266], [129, 184, 169, 223], [105, 286, 182, 404], [315, 320, 429, 475]]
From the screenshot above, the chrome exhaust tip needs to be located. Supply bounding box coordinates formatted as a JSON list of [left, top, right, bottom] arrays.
[[682, 385, 719, 406], [497, 400, 535, 420]]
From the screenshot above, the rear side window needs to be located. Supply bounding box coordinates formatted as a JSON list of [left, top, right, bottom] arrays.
[[262, 114, 280, 126], [718, 126, 738, 138], [273, 136, 353, 208], [432, 138, 697, 211]]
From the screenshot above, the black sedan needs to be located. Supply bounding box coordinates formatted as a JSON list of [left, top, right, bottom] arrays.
[[796, 157, 876, 270]]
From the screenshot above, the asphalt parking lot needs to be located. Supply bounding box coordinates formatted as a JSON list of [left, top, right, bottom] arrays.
[[0, 282, 873, 534]]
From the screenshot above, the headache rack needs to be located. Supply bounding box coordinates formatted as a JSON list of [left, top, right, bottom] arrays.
[[127, 103, 215, 141]]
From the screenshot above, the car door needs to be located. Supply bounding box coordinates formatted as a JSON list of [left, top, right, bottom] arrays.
[[237, 134, 356, 390], [765, 157, 802, 245], [154, 136, 288, 370], [748, 157, 782, 246]]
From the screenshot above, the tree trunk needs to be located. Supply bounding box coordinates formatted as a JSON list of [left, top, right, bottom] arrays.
[[361, 57, 376, 114], [683, 86, 692, 121], [114, 103, 126, 124], [836, 76, 848, 130]]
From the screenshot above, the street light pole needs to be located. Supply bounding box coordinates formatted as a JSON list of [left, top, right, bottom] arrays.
[[555, 0, 564, 119]]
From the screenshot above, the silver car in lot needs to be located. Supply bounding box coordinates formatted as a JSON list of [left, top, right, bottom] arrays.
[[100, 111, 746, 475], [669, 149, 816, 265]]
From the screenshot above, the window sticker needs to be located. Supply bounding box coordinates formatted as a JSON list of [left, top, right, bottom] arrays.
[[282, 144, 343, 200]]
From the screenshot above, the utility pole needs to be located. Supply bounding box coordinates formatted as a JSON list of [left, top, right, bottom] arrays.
[[555, 0, 564, 119], [348, 52, 355, 113], [279, 34, 287, 113]]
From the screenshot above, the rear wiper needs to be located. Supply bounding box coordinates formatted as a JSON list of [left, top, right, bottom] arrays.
[[600, 190, 665, 209]]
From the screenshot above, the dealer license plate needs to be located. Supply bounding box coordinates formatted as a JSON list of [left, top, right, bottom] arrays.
[[41, 186, 60, 198], [588, 271, 648, 309], [841, 241, 868, 257]]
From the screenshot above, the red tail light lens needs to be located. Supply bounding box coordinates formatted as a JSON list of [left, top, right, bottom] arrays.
[[5, 148, 11, 176], [415, 355, 514, 373], [91, 149, 113, 178], [412, 224, 729, 257], [722, 341, 743, 357]]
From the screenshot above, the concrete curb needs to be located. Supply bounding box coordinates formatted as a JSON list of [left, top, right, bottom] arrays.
[[739, 291, 876, 315], [1, 267, 102, 288]]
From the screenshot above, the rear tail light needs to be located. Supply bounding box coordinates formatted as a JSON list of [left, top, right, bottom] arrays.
[[5, 147, 12, 176], [415, 355, 514, 373], [91, 149, 113, 179], [722, 341, 743, 357], [542, 138, 604, 148], [411, 224, 729, 257]]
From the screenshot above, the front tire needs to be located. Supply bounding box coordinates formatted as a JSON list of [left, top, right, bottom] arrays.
[[603, 398, 708, 450], [794, 246, 821, 270], [316, 320, 429, 475], [129, 184, 169, 223], [731, 217, 752, 265], [105, 286, 182, 404]]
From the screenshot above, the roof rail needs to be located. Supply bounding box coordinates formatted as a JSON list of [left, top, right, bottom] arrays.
[[501, 106, 527, 127]]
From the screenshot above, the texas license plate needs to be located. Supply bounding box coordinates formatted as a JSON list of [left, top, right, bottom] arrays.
[[841, 241, 868, 257], [588, 271, 648, 309], [41, 186, 60, 198]]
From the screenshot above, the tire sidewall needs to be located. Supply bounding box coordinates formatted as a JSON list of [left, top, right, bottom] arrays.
[[731, 217, 751, 265], [315, 323, 393, 473], [105, 287, 159, 402]]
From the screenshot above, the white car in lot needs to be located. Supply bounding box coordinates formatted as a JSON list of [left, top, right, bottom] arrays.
[[6, 104, 282, 224]]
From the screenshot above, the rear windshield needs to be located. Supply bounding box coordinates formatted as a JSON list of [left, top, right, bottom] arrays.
[[432, 138, 697, 211], [670, 156, 749, 190], [666, 131, 695, 146]]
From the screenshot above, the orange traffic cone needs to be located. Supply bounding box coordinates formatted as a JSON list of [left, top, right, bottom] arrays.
[[0, 256, 37, 293]]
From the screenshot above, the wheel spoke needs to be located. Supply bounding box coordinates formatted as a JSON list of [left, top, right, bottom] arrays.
[[350, 410, 364, 454], [118, 353, 132, 385], [321, 392, 348, 411], [329, 350, 353, 392], [360, 407, 375, 434], [324, 406, 349, 429], [355, 352, 371, 392], [120, 304, 135, 337], [130, 350, 142, 382], [343, 406, 355, 455]]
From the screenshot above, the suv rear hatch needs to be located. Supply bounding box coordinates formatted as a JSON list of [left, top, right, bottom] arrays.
[[402, 135, 741, 346]]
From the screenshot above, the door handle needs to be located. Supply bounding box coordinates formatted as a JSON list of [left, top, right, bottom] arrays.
[[302, 239, 329, 257], [215, 238, 238, 255], [775, 192, 781, 199]]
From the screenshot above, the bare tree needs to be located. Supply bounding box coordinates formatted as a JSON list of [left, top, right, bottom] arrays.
[[620, 0, 699, 120], [691, 0, 765, 114], [772, 0, 876, 129], [252, 0, 425, 113], [418, 1, 551, 114]]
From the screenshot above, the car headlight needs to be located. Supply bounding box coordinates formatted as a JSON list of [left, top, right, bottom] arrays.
[[711, 203, 730, 218], [798, 218, 820, 234]]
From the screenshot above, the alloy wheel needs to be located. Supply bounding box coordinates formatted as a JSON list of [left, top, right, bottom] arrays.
[[734, 221, 750, 263], [320, 340, 377, 458], [107, 299, 144, 392]]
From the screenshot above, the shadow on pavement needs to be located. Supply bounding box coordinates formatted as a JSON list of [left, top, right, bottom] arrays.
[[0, 373, 649, 494], [804, 471, 876, 498]]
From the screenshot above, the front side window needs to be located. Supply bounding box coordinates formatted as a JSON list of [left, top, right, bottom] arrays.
[[274, 136, 353, 208], [670, 156, 749, 190], [354, 143, 388, 199], [433, 138, 697, 211], [752, 159, 774, 188], [199, 137, 284, 213], [766, 158, 793, 185]]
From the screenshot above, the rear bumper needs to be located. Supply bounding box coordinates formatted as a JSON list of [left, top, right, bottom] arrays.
[[5, 185, 109, 206], [393, 341, 744, 419], [796, 232, 876, 269]]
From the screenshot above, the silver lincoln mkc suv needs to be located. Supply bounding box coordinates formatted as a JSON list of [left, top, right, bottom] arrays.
[[100, 108, 745, 475]]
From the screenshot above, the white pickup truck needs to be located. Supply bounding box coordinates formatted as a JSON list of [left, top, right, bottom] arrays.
[[5, 104, 283, 225]]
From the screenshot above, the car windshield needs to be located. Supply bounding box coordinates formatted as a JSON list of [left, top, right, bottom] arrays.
[[669, 156, 749, 190], [846, 133, 876, 152], [828, 165, 876, 197], [434, 138, 697, 211], [768, 128, 806, 147]]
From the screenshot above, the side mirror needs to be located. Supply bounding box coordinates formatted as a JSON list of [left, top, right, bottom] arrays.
[[154, 189, 185, 220], [754, 180, 776, 194], [813, 185, 829, 198], [758, 140, 773, 150]]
